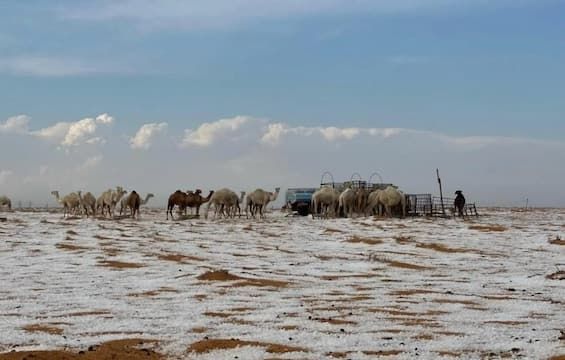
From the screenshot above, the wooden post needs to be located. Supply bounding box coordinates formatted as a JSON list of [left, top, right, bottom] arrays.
[[436, 169, 446, 217]]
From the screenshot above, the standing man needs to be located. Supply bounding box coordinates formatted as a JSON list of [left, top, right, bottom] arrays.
[[454, 190, 466, 217]]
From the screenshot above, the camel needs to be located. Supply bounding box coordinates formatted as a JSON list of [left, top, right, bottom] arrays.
[[109, 186, 127, 217], [224, 191, 245, 218], [120, 192, 154, 216], [96, 189, 111, 216], [185, 190, 214, 216], [338, 188, 356, 218], [123, 191, 141, 219], [97, 186, 126, 218], [0, 196, 11, 211], [235, 191, 246, 217], [311, 186, 340, 218], [355, 188, 369, 216], [205, 188, 239, 220], [246, 187, 280, 219], [77, 191, 96, 217], [454, 190, 466, 217], [51, 191, 81, 217], [166, 190, 189, 220], [376, 186, 406, 218], [365, 189, 383, 216]]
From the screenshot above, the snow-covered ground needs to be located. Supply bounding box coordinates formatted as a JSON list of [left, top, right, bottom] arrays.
[[0, 208, 563, 359]]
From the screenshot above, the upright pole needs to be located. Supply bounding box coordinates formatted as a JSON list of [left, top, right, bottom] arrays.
[[436, 169, 445, 216]]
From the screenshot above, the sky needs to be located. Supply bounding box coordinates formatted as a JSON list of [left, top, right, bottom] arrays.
[[1, 0, 564, 207]]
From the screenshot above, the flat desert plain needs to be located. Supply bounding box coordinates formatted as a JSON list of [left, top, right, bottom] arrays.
[[0, 208, 563, 359]]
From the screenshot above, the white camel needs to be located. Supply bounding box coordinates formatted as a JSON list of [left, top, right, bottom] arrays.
[[120, 193, 154, 216], [231, 191, 246, 218], [96, 189, 111, 216], [97, 186, 127, 218], [0, 195, 11, 211], [338, 188, 357, 218], [311, 186, 340, 218], [246, 187, 280, 219], [223, 190, 245, 218], [51, 191, 81, 217], [365, 189, 383, 216], [355, 188, 369, 216], [109, 186, 127, 217], [205, 188, 238, 220], [376, 186, 406, 218], [77, 191, 97, 217]]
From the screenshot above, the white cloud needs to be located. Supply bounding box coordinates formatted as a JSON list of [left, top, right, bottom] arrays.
[[368, 128, 403, 138], [32, 114, 113, 148], [62, 118, 98, 146], [0, 115, 30, 134], [319, 127, 360, 141], [33, 122, 71, 141], [181, 116, 252, 147], [261, 124, 404, 146], [85, 137, 106, 145], [95, 113, 114, 124], [129, 122, 168, 149], [261, 123, 287, 146]]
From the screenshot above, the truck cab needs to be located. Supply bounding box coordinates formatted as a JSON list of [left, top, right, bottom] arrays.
[[285, 188, 317, 216]]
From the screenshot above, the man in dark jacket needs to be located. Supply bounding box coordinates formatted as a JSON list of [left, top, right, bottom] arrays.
[[454, 190, 466, 217]]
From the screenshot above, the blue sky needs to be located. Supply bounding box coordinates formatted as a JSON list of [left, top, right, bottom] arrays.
[[1, 1, 565, 206]]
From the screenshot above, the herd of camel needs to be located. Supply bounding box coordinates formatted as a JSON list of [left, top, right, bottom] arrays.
[[311, 185, 407, 218], [0, 184, 408, 220], [49, 188, 154, 219], [14, 187, 283, 220]]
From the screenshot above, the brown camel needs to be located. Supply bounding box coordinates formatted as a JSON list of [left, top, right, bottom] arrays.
[[125, 190, 141, 219], [166, 190, 188, 220], [185, 190, 214, 216]]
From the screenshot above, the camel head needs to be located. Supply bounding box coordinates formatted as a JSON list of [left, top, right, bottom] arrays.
[[204, 190, 214, 200], [455, 190, 463, 195], [147, 193, 155, 199]]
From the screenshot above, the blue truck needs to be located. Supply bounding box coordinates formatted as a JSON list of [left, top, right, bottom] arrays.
[[284, 188, 317, 216]]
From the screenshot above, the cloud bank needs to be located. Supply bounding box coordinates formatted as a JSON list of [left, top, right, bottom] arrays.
[[7, 113, 115, 148], [1, 113, 564, 207]]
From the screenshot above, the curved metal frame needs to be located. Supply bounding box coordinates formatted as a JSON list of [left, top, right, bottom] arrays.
[[350, 172, 363, 182], [320, 171, 335, 187], [368, 172, 383, 184]]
